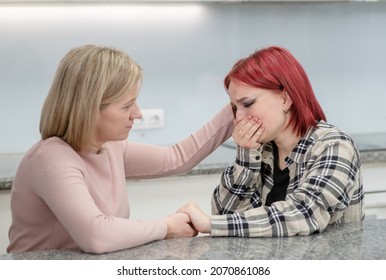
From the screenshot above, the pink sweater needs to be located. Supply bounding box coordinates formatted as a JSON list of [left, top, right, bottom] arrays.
[[7, 105, 234, 254]]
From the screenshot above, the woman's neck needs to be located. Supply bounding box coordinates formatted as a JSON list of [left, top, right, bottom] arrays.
[[274, 129, 301, 169], [86, 142, 104, 154]]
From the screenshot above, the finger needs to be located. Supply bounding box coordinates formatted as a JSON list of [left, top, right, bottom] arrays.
[[176, 203, 190, 214], [234, 116, 254, 134], [234, 119, 262, 146], [234, 115, 252, 126], [188, 224, 199, 236], [177, 212, 190, 223], [250, 123, 264, 143], [243, 121, 262, 140], [238, 117, 261, 137]]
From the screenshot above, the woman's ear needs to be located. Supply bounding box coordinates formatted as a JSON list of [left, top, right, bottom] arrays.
[[282, 90, 293, 113], [282, 90, 292, 105]]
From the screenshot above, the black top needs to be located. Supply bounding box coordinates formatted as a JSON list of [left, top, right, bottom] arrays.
[[265, 142, 289, 206]]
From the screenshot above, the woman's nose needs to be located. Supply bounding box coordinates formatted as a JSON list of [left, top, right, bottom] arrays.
[[235, 110, 247, 123], [133, 105, 143, 120]]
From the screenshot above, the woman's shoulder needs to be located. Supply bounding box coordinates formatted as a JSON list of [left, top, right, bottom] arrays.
[[30, 136, 75, 154], [15, 138, 85, 187], [23, 137, 81, 166]]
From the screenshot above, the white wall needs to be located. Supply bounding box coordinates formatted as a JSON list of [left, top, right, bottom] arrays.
[[1, 2, 386, 155]]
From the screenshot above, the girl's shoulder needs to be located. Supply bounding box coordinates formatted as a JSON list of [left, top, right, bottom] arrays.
[[313, 121, 355, 144]]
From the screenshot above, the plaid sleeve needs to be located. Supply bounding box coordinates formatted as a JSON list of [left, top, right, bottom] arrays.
[[211, 146, 263, 215], [210, 139, 363, 237]]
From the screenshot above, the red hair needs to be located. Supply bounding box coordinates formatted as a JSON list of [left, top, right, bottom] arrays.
[[224, 46, 326, 137]]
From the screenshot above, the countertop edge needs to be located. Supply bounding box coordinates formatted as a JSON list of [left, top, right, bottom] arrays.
[[1, 149, 386, 191], [1, 219, 386, 260]]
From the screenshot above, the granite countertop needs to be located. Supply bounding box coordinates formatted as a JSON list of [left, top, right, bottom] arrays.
[[1, 219, 386, 260]]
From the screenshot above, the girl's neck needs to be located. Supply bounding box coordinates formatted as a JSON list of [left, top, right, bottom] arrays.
[[274, 129, 301, 169]]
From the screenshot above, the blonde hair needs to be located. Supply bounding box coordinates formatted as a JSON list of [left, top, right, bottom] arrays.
[[40, 45, 142, 152]]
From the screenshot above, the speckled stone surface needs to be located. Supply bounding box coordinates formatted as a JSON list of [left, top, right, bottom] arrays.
[[1, 219, 386, 260]]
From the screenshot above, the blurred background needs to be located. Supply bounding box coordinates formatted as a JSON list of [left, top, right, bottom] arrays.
[[1, 1, 386, 155], [1, 0, 386, 255]]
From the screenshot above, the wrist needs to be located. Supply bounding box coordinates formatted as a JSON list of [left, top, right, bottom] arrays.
[[236, 146, 262, 169], [164, 217, 175, 239]]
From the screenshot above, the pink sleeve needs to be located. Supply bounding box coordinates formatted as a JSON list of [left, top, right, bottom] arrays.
[[31, 147, 167, 254], [123, 104, 234, 179]]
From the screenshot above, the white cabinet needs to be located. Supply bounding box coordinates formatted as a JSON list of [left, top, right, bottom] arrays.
[[127, 174, 218, 221], [362, 163, 386, 220], [0, 190, 11, 254]]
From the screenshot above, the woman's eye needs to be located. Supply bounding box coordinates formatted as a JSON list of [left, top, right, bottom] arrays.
[[243, 101, 254, 108]]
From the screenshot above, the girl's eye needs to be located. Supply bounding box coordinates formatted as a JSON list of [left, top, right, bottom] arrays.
[[243, 100, 255, 108]]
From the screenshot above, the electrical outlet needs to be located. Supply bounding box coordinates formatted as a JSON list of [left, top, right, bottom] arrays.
[[133, 109, 164, 130]]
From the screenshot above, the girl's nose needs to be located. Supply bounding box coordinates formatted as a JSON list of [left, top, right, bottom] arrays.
[[235, 110, 247, 123]]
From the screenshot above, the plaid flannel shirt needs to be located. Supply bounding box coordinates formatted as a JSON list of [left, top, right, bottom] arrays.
[[211, 121, 365, 237]]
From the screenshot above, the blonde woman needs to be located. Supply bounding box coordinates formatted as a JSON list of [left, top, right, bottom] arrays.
[[7, 45, 234, 254]]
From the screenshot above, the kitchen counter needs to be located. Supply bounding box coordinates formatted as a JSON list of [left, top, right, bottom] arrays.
[[1, 219, 386, 260]]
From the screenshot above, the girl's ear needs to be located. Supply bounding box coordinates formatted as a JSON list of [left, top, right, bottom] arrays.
[[282, 90, 292, 104], [282, 90, 293, 113]]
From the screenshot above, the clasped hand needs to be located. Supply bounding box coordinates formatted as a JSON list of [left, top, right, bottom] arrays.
[[165, 202, 211, 239]]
